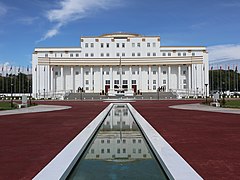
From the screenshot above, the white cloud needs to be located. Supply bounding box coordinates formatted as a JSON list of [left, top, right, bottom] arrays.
[[39, 0, 121, 42], [220, 2, 240, 7], [0, 2, 8, 17], [17, 16, 39, 25], [208, 44, 240, 65]]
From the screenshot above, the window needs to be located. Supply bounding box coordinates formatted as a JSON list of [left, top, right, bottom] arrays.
[[147, 52, 151, 56], [91, 149, 94, 154], [85, 43, 88, 48], [122, 71, 125, 75], [101, 43, 104, 48], [75, 71, 79, 75], [132, 43, 135, 47], [85, 80, 89, 85], [116, 43, 120, 48], [122, 43, 125, 48], [45, 54, 48, 57], [183, 79, 187, 84], [162, 52, 166, 56], [138, 139, 141, 143], [132, 71, 135, 75], [114, 80, 119, 84], [153, 85, 156, 90], [90, 53, 94, 57], [76, 53, 79, 57], [132, 80, 136, 84], [123, 139, 126, 144], [107, 139, 110, 143], [70, 53, 73, 57], [147, 43, 150, 47], [183, 52, 187, 56], [122, 53, 125, 57], [123, 80, 128, 84], [85, 53, 88, 57], [132, 53, 135, 57], [105, 80, 110, 84], [133, 149, 136, 153], [137, 43, 140, 47], [117, 71, 120, 75], [153, 53, 156, 56], [85, 71, 89, 75], [163, 80, 166, 84], [153, 71, 156, 75], [55, 72, 58, 76], [117, 149, 120, 154], [107, 149, 110, 153], [163, 71, 166, 74], [123, 149, 126, 153], [192, 52, 195, 56], [183, 85, 187, 89], [137, 53, 141, 56], [153, 42, 156, 47], [138, 149, 142, 153], [133, 139, 136, 143], [183, 70, 186, 75], [101, 53, 104, 57], [117, 139, 120, 144], [106, 43, 109, 48], [116, 53, 120, 57], [106, 71, 109, 75], [101, 140, 104, 143], [91, 43, 94, 48], [153, 80, 156, 84], [178, 52, 181, 56], [168, 52, 171, 56], [106, 53, 110, 57]]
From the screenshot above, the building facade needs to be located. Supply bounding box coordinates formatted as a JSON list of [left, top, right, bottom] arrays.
[[32, 32, 208, 99]]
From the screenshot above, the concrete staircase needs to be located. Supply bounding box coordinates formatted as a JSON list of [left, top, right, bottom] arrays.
[[64, 93, 106, 100]]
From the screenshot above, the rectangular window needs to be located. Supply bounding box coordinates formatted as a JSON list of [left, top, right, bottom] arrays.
[[85, 71, 89, 75], [116, 43, 120, 48], [45, 54, 48, 57], [183, 79, 187, 84], [137, 43, 140, 47], [105, 80, 110, 84], [85, 53, 88, 57], [137, 53, 141, 56], [153, 42, 156, 47], [147, 43, 150, 47], [153, 80, 156, 84], [75, 71, 79, 75], [183, 70, 186, 75], [123, 80, 128, 84], [153, 53, 156, 56], [106, 43, 109, 48], [147, 52, 150, 56], [132, 71, 135, 75], [116, 53, 120, 57], [114, 80, 119, 84], [163, 71, 166, 74], [101, 53, 104, 57], [70, 53, 73, 57], [168, 52, 171, 56], [101, 43, 104, 48], [85, 43, 88, 48], [183, 52, 187, 56], [192, 52, 195, 56], [163, 80, 166, 84], [153, 85, 156, 90], [85, 87, 89, 90], [76, 53, 79, 57], [85, 80, 89, 85], [106, 53, 110, 57], [90, 53, 94, 57], [132, 80, 136, 84], [132, 43, 135, 47], [132, 53, 135, 57], [106, 71, 109, 75], [162, 52, 166, 56], [153, 71, 156, 75], [91, 43, 94, 48], [122, 43, 125, 48], [122, 53, 125, 57], [178, 52, 181, 56]]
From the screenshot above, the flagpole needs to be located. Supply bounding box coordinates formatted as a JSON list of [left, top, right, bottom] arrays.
[[228, 65, 230, 91], [18, 67, 21, 93]]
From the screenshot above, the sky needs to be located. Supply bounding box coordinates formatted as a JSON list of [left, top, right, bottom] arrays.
[[0, 0, 240, 69]]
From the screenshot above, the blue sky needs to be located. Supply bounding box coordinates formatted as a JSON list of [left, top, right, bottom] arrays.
[[0, 0, 240, 68]]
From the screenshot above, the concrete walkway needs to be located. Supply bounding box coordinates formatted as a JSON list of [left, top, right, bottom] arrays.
[[0, 105, 71, 116], [169, 103, 240, 114]]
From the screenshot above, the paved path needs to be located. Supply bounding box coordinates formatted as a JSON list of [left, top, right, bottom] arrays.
[[0, 105, 71, 116], [169, 103, 240, 114]]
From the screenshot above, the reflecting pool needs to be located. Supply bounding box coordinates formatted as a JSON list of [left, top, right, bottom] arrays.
[[67, 104, 168, 180]]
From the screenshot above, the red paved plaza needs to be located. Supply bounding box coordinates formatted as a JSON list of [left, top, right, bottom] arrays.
[[0, 100, 240, 179]]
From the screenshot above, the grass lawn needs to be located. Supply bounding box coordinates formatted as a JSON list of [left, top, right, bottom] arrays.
[[0, 102, 16, 110], [223, 100, 240, 108]]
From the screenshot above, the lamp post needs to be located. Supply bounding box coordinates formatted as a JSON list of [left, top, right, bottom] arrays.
[[29, 85, 32, 106], [11, 83, 13, 108], [43, 88, 45, 99], [205, 83, 208, 104]]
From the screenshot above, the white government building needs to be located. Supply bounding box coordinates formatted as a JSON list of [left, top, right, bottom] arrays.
[[32, 32, 209, 99]]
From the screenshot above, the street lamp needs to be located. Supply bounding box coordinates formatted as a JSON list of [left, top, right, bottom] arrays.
[[11, 83, 13, 108], [43, 88, 45, 99], [29, 85, 32, 106], [205, 84, 208, 104]]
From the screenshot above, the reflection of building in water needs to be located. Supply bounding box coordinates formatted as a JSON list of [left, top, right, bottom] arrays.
[[85, 106, 152, 160]]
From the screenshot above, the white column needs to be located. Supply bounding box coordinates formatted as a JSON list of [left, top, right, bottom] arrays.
[[51, 66, 54, 94], [61, 66, 64, 91], [129, 66, 132, 91], [139, 66, 142, 91], [38, 65, 40, 97], [158, 65, 161, 88], [80, 66, 83, 89], [71, 66, 74, 92], [100, 66, 103, 91], [90, 66, 93, 92], [110, 66, 113, 91], [168, 65, 171, 91], [148, 66, 152, 90], [188, 65, 192, 92], [178, 65, 181, 89]]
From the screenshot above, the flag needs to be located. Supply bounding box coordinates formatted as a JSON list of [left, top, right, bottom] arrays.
[[52, 67, 54, 71], [27, 66, 29, 72], [44, 66, 45, 71], [35, 66, 37, 71], [211, 66, 213, 70], [228, 65, 230, 70], [1, 66, 3, 72], [220, 66, 222, 70], [9, 66, 12, 72], [203, 65, 205, 71], [18, 67, 20, 72], [236, 65, 238, 72]]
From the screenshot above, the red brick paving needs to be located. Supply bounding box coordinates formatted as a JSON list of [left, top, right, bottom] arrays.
[[131, 100, 240, 180], [0, 100, 240, 179], [0, 101, 109, 180]]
